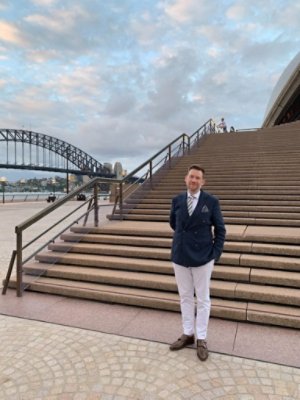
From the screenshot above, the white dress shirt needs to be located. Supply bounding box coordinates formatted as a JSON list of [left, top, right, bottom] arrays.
[[187, 190, 201, 214]]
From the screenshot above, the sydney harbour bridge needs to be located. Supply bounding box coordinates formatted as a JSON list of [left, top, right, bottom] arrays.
[[0, 129, 115, 183]]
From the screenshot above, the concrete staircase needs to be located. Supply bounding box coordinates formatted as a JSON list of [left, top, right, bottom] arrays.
[[9, 121, 300, 328]]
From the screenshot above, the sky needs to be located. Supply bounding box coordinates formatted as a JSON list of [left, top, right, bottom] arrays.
[[0, 0, 300, 181]]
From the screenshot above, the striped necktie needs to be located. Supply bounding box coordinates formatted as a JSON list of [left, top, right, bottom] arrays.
[[187, 195, 195, 216]]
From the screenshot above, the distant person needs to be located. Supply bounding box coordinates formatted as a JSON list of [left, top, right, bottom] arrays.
[[217, 118, 227, 133], [47, 193, 56, 203], [169, 165, 226, 361]]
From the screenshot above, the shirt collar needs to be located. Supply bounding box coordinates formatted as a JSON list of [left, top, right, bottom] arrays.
[[187, 190, 201, 200]]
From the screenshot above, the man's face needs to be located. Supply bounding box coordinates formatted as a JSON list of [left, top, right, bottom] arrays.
[[185, 168, 205, 194]]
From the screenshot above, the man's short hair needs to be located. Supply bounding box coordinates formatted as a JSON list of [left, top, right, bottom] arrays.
[[188, 164, 205, 175]]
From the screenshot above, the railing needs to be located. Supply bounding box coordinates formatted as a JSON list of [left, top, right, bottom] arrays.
[[2, 118, 216, 297], [111, 118, 216, 218], [0, 192, 65, 203], [2, 177, 117, 297]]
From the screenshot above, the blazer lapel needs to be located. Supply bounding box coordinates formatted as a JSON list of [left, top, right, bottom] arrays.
[[194, 192, 206, 215], [182, 193, 189, 221]]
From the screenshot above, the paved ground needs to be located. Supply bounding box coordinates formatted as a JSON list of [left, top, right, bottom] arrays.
[[0, 201, 300, 399]]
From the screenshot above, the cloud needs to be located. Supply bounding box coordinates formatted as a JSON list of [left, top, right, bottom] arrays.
[[30, 0, 59, 6], [0, 20, 26, 45], [25, 5, 89, 34], [226, 3, 247, 20], [1, 0, 300, 179], [162, 0, 216, 24]]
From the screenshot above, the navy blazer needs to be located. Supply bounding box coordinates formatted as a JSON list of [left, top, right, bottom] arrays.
[[170, 191, 226, 267]]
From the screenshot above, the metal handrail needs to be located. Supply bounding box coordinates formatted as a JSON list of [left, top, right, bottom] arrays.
[[121, 139, 184, 200], [112, 118, 216, 218], [7, 177, 121, 297], [3, 118, 216, 297]]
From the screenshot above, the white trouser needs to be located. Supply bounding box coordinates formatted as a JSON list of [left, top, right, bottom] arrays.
[[173, 260, 214, 340]]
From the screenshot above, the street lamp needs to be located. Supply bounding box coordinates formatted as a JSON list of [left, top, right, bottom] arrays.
[[0, 176, 8, 204]]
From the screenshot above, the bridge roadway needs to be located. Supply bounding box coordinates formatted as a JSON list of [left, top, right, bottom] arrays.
[[0, 202, 299, 399]]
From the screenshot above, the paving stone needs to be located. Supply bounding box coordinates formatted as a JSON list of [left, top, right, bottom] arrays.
[[0, 315, 299, 399], [1, 203, 300, 399]]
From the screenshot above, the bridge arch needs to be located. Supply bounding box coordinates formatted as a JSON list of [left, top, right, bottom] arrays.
[[0, 129, 113, 176]]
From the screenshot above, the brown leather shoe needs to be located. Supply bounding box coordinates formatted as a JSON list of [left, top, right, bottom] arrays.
[[169, 334, 194, 351], [197, 339, 209, 361]]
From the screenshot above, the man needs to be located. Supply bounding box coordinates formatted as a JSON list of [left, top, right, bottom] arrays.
[[217, 117, 227, 133], [169, 165, 226, 361]]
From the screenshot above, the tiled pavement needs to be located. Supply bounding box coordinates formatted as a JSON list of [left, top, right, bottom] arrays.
[[0, 202, 300, 399], [1, 314, 299, 400]]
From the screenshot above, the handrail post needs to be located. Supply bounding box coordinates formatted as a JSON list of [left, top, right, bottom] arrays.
[[16, 230, 23, 297], [168, 145, 172, 168], [149, 160, 153, 188], [93, 182, 99, 227], [119, 182, 123, 219], [2, 250, 16, 295]]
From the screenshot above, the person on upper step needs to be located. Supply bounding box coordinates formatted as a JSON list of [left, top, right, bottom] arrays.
[[217, 117, 227, 133]]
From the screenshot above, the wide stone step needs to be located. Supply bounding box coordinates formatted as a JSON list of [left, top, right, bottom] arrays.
[[60, 229, 300, 258], [122, 209, 169, 216], [147, 188, 300, 195], [115, 214, 170, 222], [161, 171, 300, 178], [154, 175, 300, 181], [157, 182, 300, 189], [32, 250, 300, 288], [134, 203, 300, 213], [118, 208, 300, 220], [7, 275, 248, 321], [224, 217, 300, 226], [48, 242, 171, 260], [116, 213, 300, 226], [25, 262, 178, 291], [71, 222, 174, 238], [240, 254, 300, 271], [221, 205, 300, 212], [10, 275, 300, 328], [235, 283, 300, 306], [61, 233, 257, 255], [127, 198, 300, 207], [140, 193, 300, 200], [23, 262, 250, 289], [49, 233, 300, 272], [246, 303, 300, 328], [47, 242, 253, 268], [226, 242, 300, 257], [36, 252, 174, 274], [220, 199, 300, 206], [61, 233, 172, 248], [250, 269, 300, 288], [71, 223, 300, 245]]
